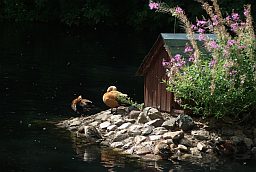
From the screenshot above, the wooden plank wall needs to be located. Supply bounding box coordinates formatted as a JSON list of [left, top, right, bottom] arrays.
[[144, 47, 174, 112]]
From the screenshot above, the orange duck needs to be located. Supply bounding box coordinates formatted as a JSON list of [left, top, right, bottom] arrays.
[[102, 86, 129, 112], [71, 95, 95, 115]]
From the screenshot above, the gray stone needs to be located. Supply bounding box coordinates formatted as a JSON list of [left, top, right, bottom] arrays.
[[154, 142, 171, 159], [123, 147, 134, 154], [179, 138, 193, 147], [253, 128, 256, 138], [95, 112, 110, 121], [152, 127, 168, 135], [145, 119, 164, 127], [141, 125, 153, 136], [143, 107, 162, 120], [128, 110, 141, 119], [99, 121, 111, 129], [163, 131, 184, 142], [137, 112, 149, 124], [176, 114, 194, 131], [112, 133, 129, 142], [84, 126, 102, 142], [125, 119, 136, 123], [177, 144, 188, 152], [128, 124, 142, 136], [107, 125, 117, 131], [222, 127, 234, 136], [234, 129, 245, 137], [244, 138, 253, 149], [191, 130, 210, 140], [136, 147, 152, 155], [251, 147, 256, 155], [254, 138, 256, 146], [110, 142, 124, 148], [69, 119, 81, 127], [114, 119, 124, 126], [128, 124, 143, 131], [110, 115, 122, 123], [197, 142, 207, 151], [128, 129, 142, 137], [230, 136, 243, 144], [77, 125, 85, 133], [162, 139, 173, 144], [104, 131, 115, 137], [118, 122, 132, 130], [89, 121, 99, 127], [116, 106, 128, 115], [149, 135, 162, 141], [162, 118, 176, 130], [122, 142, 133, 149], [134, 136, 147, 144], [190, 147, 202, 157]]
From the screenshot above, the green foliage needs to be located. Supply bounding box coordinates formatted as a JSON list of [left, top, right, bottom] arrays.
[[117, 95, 144, 110], [155, 1, 256, 118]]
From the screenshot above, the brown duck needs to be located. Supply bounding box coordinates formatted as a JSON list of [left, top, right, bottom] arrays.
[[71, 95, 95, 115]]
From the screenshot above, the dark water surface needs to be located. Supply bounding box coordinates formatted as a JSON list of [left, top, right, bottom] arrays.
[[0, 23, 256, 172]]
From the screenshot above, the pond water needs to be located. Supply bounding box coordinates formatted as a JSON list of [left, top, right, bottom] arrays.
[[0, 23, 256, 172]]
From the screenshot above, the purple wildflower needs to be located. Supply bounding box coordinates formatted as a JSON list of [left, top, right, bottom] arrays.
[[229, 70, 237, 76], [198, 28, 205, 33], [227, 39, 236, 46], [175, 7, 183, 14], [212, 15, 219, 26], [238, 45, 246, 49], [191, 24, 197, 30], [225, 16, 231, 23], [230, 23, 239, 32], [162, 59, 170, 67], [188, 55, 195, 62], [209, 59, 216, 68], [198, 33, 206, 41], [174, 54, 182, 61], [196, 20, 207, 26], [149, 2, 159, 10], [184, 45, 193, 53], [223, 49, 230, 57], [244, 7, 249, 17], [209, 40, 218, 49], [231, 13, 240, 21]]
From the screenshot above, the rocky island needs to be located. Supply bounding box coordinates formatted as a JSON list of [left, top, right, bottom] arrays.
[[57, 106, 256, 164]]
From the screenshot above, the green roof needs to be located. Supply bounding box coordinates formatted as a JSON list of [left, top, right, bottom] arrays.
[[161, 33, 216, 57]]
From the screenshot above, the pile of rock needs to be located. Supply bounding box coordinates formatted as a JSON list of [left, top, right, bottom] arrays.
[[58, 107, 256, 162]]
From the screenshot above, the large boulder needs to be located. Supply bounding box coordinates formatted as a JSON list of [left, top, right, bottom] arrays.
[[176, 114, 194, 131]]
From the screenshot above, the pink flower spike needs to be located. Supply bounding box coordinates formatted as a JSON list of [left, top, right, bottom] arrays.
[[209, 59, 216, 68], [149, 2, 159, 10], [196, 20, 207, 26], [227, 40, 236, 46], [175, 7, 183, 14], [162, 59, 170, 67], [184, 46, 193, 53], [188, 55, 195, 62], [198, 28, 205, 33], [191, 24, 197, 30], [244, 7, 249, 17], [230, 23, 239, 32], [231, 13, 239, 21], [174, 54, 182, 61], [198, 34, 206, 41], [209, 40, 218, 49]]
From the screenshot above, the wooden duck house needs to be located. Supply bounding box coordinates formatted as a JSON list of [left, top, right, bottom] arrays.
[[137, 33, 216, 112]]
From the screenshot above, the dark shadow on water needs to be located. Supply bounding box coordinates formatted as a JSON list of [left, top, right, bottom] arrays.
[[0, 23, 256, 172]]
